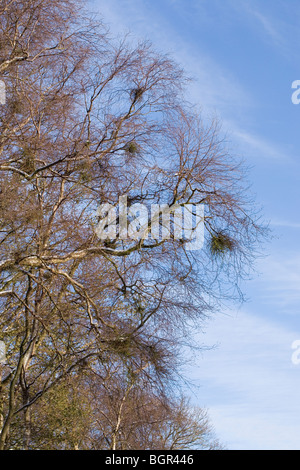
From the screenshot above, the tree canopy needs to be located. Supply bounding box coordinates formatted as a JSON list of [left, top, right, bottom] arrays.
[[0, 0, 266, 450]]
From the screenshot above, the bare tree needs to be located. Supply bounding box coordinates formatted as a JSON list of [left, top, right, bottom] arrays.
[[88, 378, 225, 451], [0, 0, 266, 450], [17, 363, 223, 450]]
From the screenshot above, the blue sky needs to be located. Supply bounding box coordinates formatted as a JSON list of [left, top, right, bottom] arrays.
[[91, 0, 300, 450]]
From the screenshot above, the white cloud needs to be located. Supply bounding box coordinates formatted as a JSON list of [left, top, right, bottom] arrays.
[[254, 252, 300, 314], [251, 10, 283, 45], [232, 0, 299, 61], [209, 405, 300, 450], [225, 123, 292, 162], [271, 219, 300, 229], [187, 310, 300, 449]]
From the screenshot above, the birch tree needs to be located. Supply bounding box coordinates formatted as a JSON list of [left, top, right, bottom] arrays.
[[0, 0, 265, 449]]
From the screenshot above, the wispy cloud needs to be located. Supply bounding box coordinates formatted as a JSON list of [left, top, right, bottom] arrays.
[[248, 8, 285, 48], [271, 219, 300, 229], [253, 252, 300, 315], [224, 122, 291, 162], [234, 0, 297, 60]]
